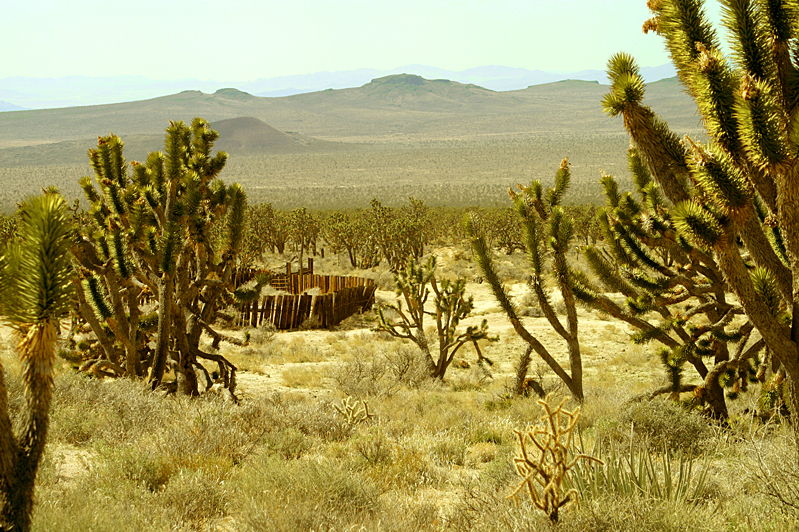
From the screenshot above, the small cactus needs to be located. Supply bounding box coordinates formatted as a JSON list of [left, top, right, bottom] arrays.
[[333, 396, 375, 426], [508, 394, 601, 523]]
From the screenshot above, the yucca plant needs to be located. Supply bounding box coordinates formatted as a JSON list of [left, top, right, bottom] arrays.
[[467, 159, 586, 400], [0, 193, 73, 531], [605, 0, 799, 446], [71, 118, 246, 396], [568, 432, 711, 505]]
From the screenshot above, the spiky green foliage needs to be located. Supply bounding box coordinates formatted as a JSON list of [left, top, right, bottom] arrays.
[[375, 256, 493, 380], [0, 195, 74, 328], [0, 193, 74, 532], [750, 266, 785, 319], [596, 2, 799, 424], [468, 160, 584, 400], [571, 146, 757, 419], [71, 118, 245, 396], [226, 184, 247, 255], [672, 200, 725, 250], [82, 276, 113, 321]]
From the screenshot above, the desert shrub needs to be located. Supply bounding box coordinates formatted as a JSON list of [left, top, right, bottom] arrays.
[[232, 453, 381, 532], [517, 289, 544, 318], [281, 365, 323, 388], [238, 394, 351, 443], [752, 432, 799, 518], [331, 345, 430, 397], [159, 470, 228, 527], [619, 399, 714, 455], [265, 427, 309, 460], [48, 373, 172, 445], [31, 457, 228, 532], [247, 321, 276, 345], [353, 426, 393, 465], [450, 489, 728, 532], [576, 385, 629, 435], [330, 351, 390, 397]]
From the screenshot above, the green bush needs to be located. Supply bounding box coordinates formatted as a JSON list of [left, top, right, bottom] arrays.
[[620, 399, 714, 455]]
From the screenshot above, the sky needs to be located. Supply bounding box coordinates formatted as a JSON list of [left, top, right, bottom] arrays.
[[3, 0, 724, 81]]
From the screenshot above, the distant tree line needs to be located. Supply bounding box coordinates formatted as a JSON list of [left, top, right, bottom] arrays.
[[240, 199, 602, 271]]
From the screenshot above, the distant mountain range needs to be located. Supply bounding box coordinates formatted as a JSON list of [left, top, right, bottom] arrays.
[[0, 64, 676, 110], [0, 100, 25, 111], [0, 73, 702, 212], [0, 74, 699, 152]]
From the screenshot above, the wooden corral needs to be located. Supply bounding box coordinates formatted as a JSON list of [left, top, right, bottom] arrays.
[[235, 260, 376, 330]]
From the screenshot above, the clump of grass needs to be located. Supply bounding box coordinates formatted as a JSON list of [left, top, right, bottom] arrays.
[[618, 399, 715, 455], [281, 365, 324, 388], [232, 453, 382, 532], [432, 439, 467, 466], [466, 441, 499, 466]]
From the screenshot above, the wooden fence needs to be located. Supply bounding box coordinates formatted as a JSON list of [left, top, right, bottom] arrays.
[[237, 282, 376, 330], [140, 260, 375, 330], [235, 258, 376, 329]]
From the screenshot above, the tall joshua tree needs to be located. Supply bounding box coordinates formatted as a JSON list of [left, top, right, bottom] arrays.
[[467, 160, 585, 400], [606, 0, 799, 435], [574, 147, 760, 420], [71, 118, 246, 396], [0, 193, 73, 531]]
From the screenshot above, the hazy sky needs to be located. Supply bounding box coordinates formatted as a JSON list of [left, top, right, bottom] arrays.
[[3, 0, 723, 81]]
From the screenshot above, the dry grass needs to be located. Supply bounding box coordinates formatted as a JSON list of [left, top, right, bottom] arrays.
[[281, 365, 325, 388], [6, 362, 796, 532]]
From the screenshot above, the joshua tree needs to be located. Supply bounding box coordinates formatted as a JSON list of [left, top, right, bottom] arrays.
[[0, 193, 73, 531], [245, 203, 289, 256], [604, 0, 799, 437], [400, 196, 432, 260], [287, 207, 319, 270], [467, 160, 585, 400], [489, 207, 526, 255], [323, 211, 365, 268], [71, 118, 245, 396], [375, 256, 493, 379], [366, 198, 431, 271], [573, 147, 760, 420]]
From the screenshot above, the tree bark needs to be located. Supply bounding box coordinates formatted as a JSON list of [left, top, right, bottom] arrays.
[[149, 274, 174, 389], [514, 345, 534, 397]]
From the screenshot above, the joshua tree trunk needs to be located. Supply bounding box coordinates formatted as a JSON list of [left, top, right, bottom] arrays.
[[149, 274, 174, 389]]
